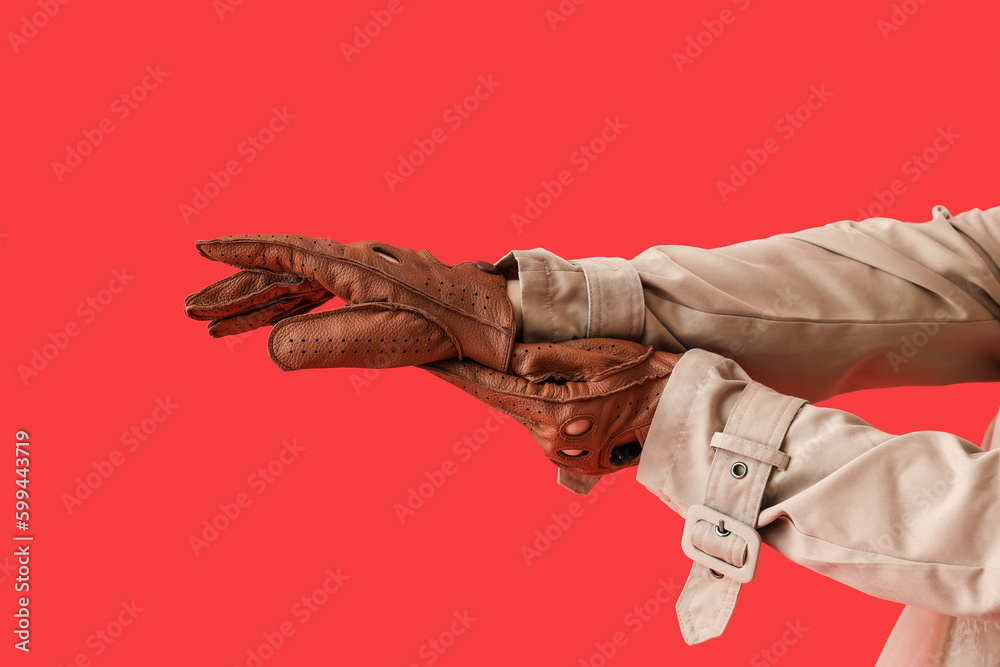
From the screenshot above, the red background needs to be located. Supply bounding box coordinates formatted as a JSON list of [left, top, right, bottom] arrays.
[[5, 0, 1000, 665]]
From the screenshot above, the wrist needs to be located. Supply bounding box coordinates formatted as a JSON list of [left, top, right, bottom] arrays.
[[505, 278, 523, 340]]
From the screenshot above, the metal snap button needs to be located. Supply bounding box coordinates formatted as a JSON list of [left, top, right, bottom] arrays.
[[731, 462, 748, 479], [475, 260, 499, 274]]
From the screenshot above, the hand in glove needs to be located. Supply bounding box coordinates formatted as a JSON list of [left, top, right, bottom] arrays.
[[184, 235, 517, 371], [422, 338, 682, 493]]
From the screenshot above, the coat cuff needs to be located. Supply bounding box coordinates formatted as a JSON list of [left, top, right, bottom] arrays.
[[494, 250, 644, 343], [638, 349, 1000, 632]]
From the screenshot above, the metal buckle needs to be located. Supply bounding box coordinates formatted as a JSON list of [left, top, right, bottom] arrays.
[[680, 504, 762, 584]]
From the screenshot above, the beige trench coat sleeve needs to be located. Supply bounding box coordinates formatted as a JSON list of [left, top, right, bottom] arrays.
[[495, 205, 1000, 402], [636, 349, 1000, 660], [496, 205, 1000, 660]]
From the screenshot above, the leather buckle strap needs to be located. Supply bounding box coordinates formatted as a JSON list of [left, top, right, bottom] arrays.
[[675, 382, 807, 645], [680, 504, 762, 584]]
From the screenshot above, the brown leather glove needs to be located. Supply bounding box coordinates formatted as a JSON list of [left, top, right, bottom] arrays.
[[184, 235, 516, 372], [422, 338, 682, 492]]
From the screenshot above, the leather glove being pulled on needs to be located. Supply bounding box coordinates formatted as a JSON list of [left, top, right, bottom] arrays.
[[184, 235, 516, 372], [422, 339, 681, 493]]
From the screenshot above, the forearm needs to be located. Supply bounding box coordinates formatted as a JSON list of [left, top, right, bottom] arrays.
[[499, 205, 1000, 401], [637, 349, 1000, 643]]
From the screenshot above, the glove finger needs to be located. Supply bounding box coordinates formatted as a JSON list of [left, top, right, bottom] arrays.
[[194, 235, 408, 304], [509, 338, 653, 382], [421, 361, 600, 468], [421, 358, 566, 402], [424, 340, 675, 403], [205, 293, 330, 338], [184, 269, 329, 319], [193, 235, 516, 371], [423, 351, 673, 476], [267, 303, 459, 371], [184, 269, 333, 337], [418, 340, 648, 400]]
